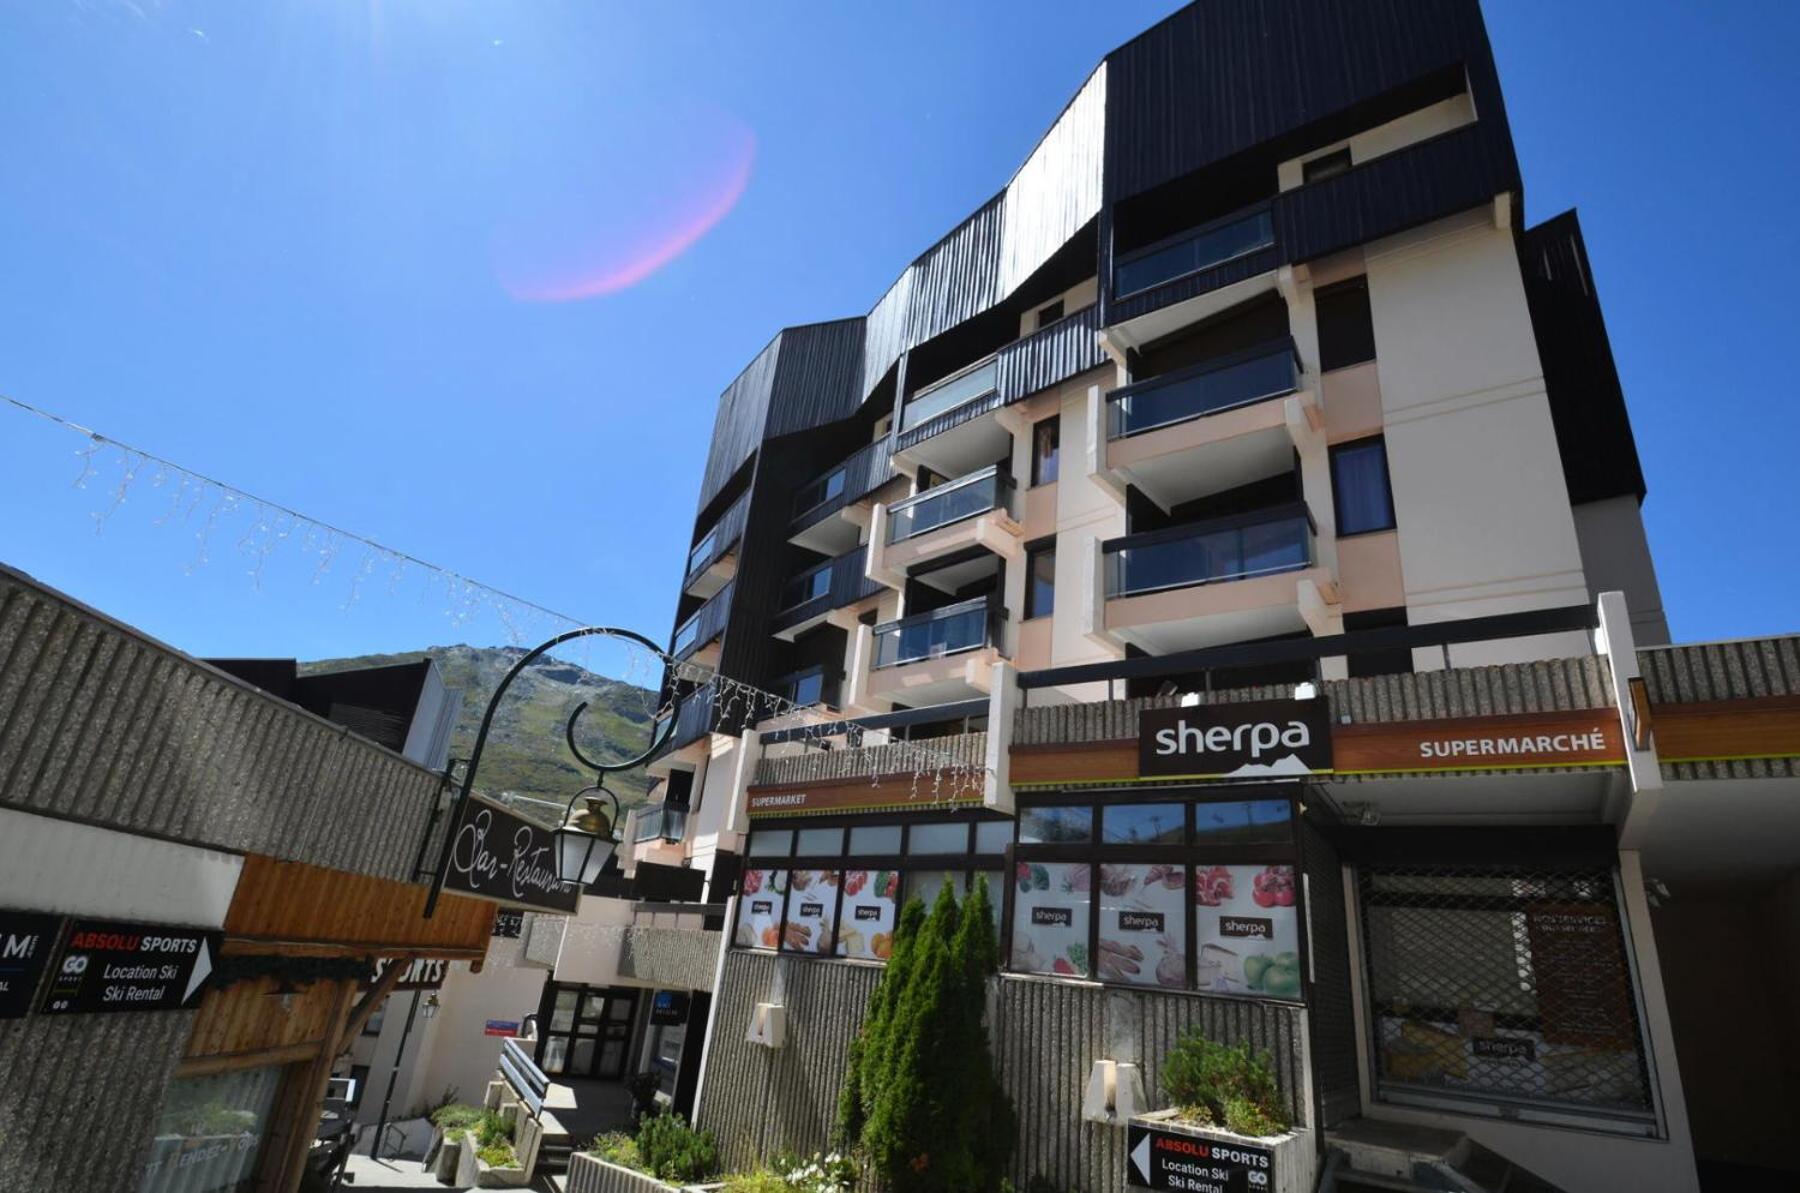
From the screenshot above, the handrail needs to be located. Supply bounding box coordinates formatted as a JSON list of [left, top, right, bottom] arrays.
[[1114, 200, 1276, 299], [1106, 337, 1301, 440], [871, 596, 1004, 669], [1102, 501, 1316, 553], [886, 463, 1007, 515], [900, 354, 1000, 431]]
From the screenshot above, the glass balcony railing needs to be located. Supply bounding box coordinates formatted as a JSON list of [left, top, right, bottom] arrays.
[[671, 612, 701, 656], [872, 596, 1000, 669], [1104, 504, 1315, 599], [634, 804, 688, 844], [1107, 339, 1301, 440], [899, 358, 998, 432], [779, 563, 832, 612], [886, 465, 1013, 544], [792, 464, 847, 518], [684, 528, 718, 579], [1114, 204, 1275, 299]]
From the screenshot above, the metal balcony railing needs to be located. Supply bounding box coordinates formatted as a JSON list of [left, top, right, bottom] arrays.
[[886, 465, 1014, 544], [1103, 503, 1315, 599], [1107, 338, 1302, 440], [682, 489, 749, 587], [634, 804, 689, 844], [1114, 202, 1276, 299], [872, 596, 1004, 669], [899, 357, 999, 432]]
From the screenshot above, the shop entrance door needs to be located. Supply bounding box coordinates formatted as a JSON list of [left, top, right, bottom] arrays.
[[537, 984, 639, 1080]]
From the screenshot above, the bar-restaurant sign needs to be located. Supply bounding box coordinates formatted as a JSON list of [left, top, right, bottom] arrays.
[[442, 796, 581, 914], [1139, 699, 1333, 779]]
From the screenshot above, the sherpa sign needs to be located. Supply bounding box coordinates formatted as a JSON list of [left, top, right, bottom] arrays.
[[1139, 700, 1332, 779]]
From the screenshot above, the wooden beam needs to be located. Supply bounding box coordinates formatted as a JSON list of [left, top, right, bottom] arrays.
[[336, 953, 412, 1054]]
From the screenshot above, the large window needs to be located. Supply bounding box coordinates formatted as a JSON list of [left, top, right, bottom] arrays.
[[1007, 793, 1303, 997], [1332, 436, 1396, 535], [1025, 545, 1055, 620], [1316, 275, 1376, 371], [140, 1067, 285, 1193], [1031, 418, 1060, 486]]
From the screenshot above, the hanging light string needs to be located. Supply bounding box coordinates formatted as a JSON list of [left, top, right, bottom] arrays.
[[3, 392, 988, 800]]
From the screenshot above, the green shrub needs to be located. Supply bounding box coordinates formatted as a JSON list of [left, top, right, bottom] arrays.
[[836, 876, 1015, 1192], [475, 1110, 512, 1148], [1159, 1032, 1290, 1137], [720, 1172, 791, 1193], [588, 1131, 642, 1170], [635, 1110, 720, 1182], [477, 1139, 519, 1169], [430, 1102, 484, 1140]]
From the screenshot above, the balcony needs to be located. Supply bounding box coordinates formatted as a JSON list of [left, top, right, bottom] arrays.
[[863, 596, 1007, 706], [871, 466, 1021, 591], [773, 546, 885, 640], [789, 437, 898, 555], [681, 489, 748, 600], [1100, 339, 1312, 508], [1110, 202, 1280, 338], [894, 356, 1013, 478], [1099, 504, 1339, 653], [670, 580, 732, 663], [633, 803, 688, 845]]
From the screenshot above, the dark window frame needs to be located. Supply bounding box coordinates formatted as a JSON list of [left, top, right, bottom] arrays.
[[1302, 147, 1354, 185], [1315, 275, 1377, 372], [1031, 418, 1060, 487], [1024, 541, 1056, 621], [1331, 435, 1398, 537]]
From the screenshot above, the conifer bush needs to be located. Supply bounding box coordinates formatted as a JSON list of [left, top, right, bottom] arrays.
[[835, 877, 1016, 1192]]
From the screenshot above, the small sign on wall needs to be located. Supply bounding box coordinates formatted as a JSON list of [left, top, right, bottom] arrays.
[[40, 918, 220, 1016], [484, 1020, 520, 1037], [0, 911, 63, 1019]]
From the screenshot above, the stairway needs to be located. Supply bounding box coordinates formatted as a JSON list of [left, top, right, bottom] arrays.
[[1320, 1119, 1567, 1193]]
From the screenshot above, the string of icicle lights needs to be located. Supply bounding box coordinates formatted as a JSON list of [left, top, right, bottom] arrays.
[[2, 392, 989, 801]]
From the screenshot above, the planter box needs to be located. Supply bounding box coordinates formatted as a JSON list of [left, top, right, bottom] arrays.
[[475, 1155, 531, 1188], [565, 1152, 723, 1193], [1128, 1110, 1315, 1193], [436, 1135, 477, 1186]]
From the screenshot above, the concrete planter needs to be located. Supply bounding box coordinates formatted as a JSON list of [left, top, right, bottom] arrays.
[[564, 1152, 724, 1193], [475, 1152, 531, 1188], [1130, 1110, 1315, 1193], [436, 1134, 477, 1186]]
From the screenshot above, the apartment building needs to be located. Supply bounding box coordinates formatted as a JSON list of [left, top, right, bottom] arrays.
[[597, 3, 1800, 1191]]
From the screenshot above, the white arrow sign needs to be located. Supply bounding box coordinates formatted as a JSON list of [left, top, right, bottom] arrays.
[[184, 939, 212, 1006], [1130, 1130, 1152, 1185]]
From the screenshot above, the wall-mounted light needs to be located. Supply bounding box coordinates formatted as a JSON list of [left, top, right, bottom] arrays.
[[420, 993, 441, 1020], [1293, 681, 1318, 701]]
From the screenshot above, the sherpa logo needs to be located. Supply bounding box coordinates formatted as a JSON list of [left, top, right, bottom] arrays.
[[1139, 699, 1332, 779]]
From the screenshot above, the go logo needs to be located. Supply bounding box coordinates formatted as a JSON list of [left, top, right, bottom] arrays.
[[61, 954, 89, 976]]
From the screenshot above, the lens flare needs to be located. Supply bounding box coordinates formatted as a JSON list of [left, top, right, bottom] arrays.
[[493, 105, 756, 302]]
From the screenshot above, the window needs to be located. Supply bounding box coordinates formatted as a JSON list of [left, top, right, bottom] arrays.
[[778, 668, 825, 708], [141, 1067, 285, 1193], [908, 823, 970, 855], [1025, 545, 1056, 620], [795, 827, 844, 855], [848, 824, 903, 855], [1332, 436, 1396, 535], [1019, 805, 1092, 844], [1036, 299, 1065, 329], [1010, 862, 1092, 976], [1316, 275, 1375, 371], [974, 820, 1013, 854], [363, 997, 388, 1036], [1102, 803, 1185, 845], [793, 466, 847, 516], [747, 830, 792, 858], [1031, 418, 1060, 486], [1302, 147, 1353, 184]]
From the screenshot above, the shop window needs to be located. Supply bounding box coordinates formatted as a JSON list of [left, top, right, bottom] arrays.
[[1331, 436, 1396, 536], [747, 830, 792, 858], [908, 822, 970, 855], [1031, 418, 1060, 486], [1098, 862, 1189, 987], [839, 869, 900, 960], [1193, 864, 1301, 996], [139, 1066, 284, 1193], [1192, 799, 1293, 844], [1102, 803, 1186, 845], [735, 869, 790, 949], [906, 869, 960, 910], [974, 820, 1013, 854], [1316, 275, 1375, 371], [1025, 545, 1055, 620], [795, 827, 844, 856], [1010, 862, 1093, 976], [1019, 805, 1093, 844], [782, 870, 839, 955], [848, 824, 903, 855]]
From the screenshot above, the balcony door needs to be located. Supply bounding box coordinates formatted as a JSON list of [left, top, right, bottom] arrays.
[[536, 983, 639, 1080]]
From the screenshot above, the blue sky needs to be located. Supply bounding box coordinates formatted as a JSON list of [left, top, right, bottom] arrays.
[[1, 0, 1795, 667]]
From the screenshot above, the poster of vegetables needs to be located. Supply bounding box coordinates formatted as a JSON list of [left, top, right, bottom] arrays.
[[780, 869, 839, 955], [1096, 863, 1188, 988], [836, 869, 899, 961], [736, 869, 789, 950], [1192, 863, 1302, 998], [1009, 862, 1091, 977]]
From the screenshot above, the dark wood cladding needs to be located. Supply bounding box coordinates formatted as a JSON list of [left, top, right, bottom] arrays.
[[903, 195, 1007, 348], [1102, 0, 1512, 204], [773, 547, 882, 635], [788, 436, 893, 537], [895, 389, 1004, 453], [997, 302, 1107, 403], [1273, 121, 1517, 265], [1518, 209, 1646, 505]]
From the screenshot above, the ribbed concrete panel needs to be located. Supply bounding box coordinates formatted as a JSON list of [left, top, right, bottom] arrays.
[[566, 1153, 672, 1193], [755, 732, 986, 787], [1639, 635, 1800, 781], [0, 1010, 193, 1190], [0, 569, 441, 882], [619, 927, 723, 993]]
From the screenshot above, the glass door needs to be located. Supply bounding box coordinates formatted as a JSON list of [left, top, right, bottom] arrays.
[[537, 984, 638, 1079]]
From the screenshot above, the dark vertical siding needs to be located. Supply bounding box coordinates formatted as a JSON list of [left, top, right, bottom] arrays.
[[764, 319, 868, 439], [697, 335, 784, 514], [997, 302, 1109, 404]]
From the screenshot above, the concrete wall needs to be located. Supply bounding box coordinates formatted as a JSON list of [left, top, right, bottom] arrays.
[[1574, 496, 1669, 646]]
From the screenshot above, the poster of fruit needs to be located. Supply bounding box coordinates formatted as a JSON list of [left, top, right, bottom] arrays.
[[1009, 862, 1091, 977], [736, 869, 789, 950], [836, 869, 899, 961], [1192, 863, 1302, 998], [1096, 863, 1187, 988], [780, 869, 840, 955]]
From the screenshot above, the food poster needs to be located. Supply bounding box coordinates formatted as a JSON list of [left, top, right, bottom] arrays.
[[1192, 863, 1302, 998], [837, 869, 900, 961], [737, 869, 789, 949], [1010, 862, 1092, 977], [1096, 863, 1187, 988], [781, 869, 840, 955]]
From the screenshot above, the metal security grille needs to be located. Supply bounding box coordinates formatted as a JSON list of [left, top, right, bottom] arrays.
[[1358, 865, 1654, 1120]]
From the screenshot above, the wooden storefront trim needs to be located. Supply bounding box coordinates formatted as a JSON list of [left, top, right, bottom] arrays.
[[176, 1041, 321, 1079], [1652, 696, 1800, 764], [225, 854, 494, 956]]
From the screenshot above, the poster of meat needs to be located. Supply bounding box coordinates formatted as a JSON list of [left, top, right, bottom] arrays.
[[1010, 862, 1091, 977], [736, 869, 789, 949], [836, 869, 899, 961], [780, 869, 839, 955], [1193, 864, 1301, 999], [1096, 863, 1187, 988]]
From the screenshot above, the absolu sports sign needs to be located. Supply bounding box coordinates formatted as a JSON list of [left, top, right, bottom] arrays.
[[1139, 700, 1333, 780]]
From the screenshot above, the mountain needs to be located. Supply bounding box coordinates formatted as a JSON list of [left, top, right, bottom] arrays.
[[301, 644, 663, 823]]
